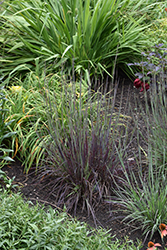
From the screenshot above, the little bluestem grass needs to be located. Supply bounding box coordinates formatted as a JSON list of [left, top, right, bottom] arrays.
[[37, 73, 133, 224]]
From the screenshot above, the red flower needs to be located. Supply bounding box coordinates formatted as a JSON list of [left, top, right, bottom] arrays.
[[159, 223, 167, 238], [134, 79, 150, 92], [140, 82, 150, 92], [165, 8, 167, 11], [134, 78, 142, 88], [147, 241, 161, 250]]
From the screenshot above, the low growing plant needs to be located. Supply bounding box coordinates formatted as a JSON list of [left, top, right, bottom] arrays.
[[121, 0, 166, 27], [0, 190, 142, 250]]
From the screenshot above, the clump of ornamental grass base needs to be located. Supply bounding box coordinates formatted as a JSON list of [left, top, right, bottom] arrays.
[[36, 74, 134, 224]]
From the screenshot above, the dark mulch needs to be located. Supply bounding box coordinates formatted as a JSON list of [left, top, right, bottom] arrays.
[[1, 73, 165, 249]]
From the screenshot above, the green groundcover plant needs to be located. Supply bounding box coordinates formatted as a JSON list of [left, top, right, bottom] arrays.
[[121, 0, 167, 25], [0, 190, 142, 250]]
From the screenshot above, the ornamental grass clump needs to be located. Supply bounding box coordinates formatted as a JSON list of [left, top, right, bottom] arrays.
[[140, 62, 167, 167], [38, 74, 132, 222], [147, 95, 167, 167], [110, 159, 167, 241], [109, 79, 167, 241]]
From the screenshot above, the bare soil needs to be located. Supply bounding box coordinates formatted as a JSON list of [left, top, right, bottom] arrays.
[[1, 74, 165, 250]]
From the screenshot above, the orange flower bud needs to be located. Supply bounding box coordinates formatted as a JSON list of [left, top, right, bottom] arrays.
[[148, 242, 154, 248], [159, 223, 166, 231]]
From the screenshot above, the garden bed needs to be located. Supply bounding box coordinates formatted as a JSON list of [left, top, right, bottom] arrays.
[[1, 79, 163, 250]]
